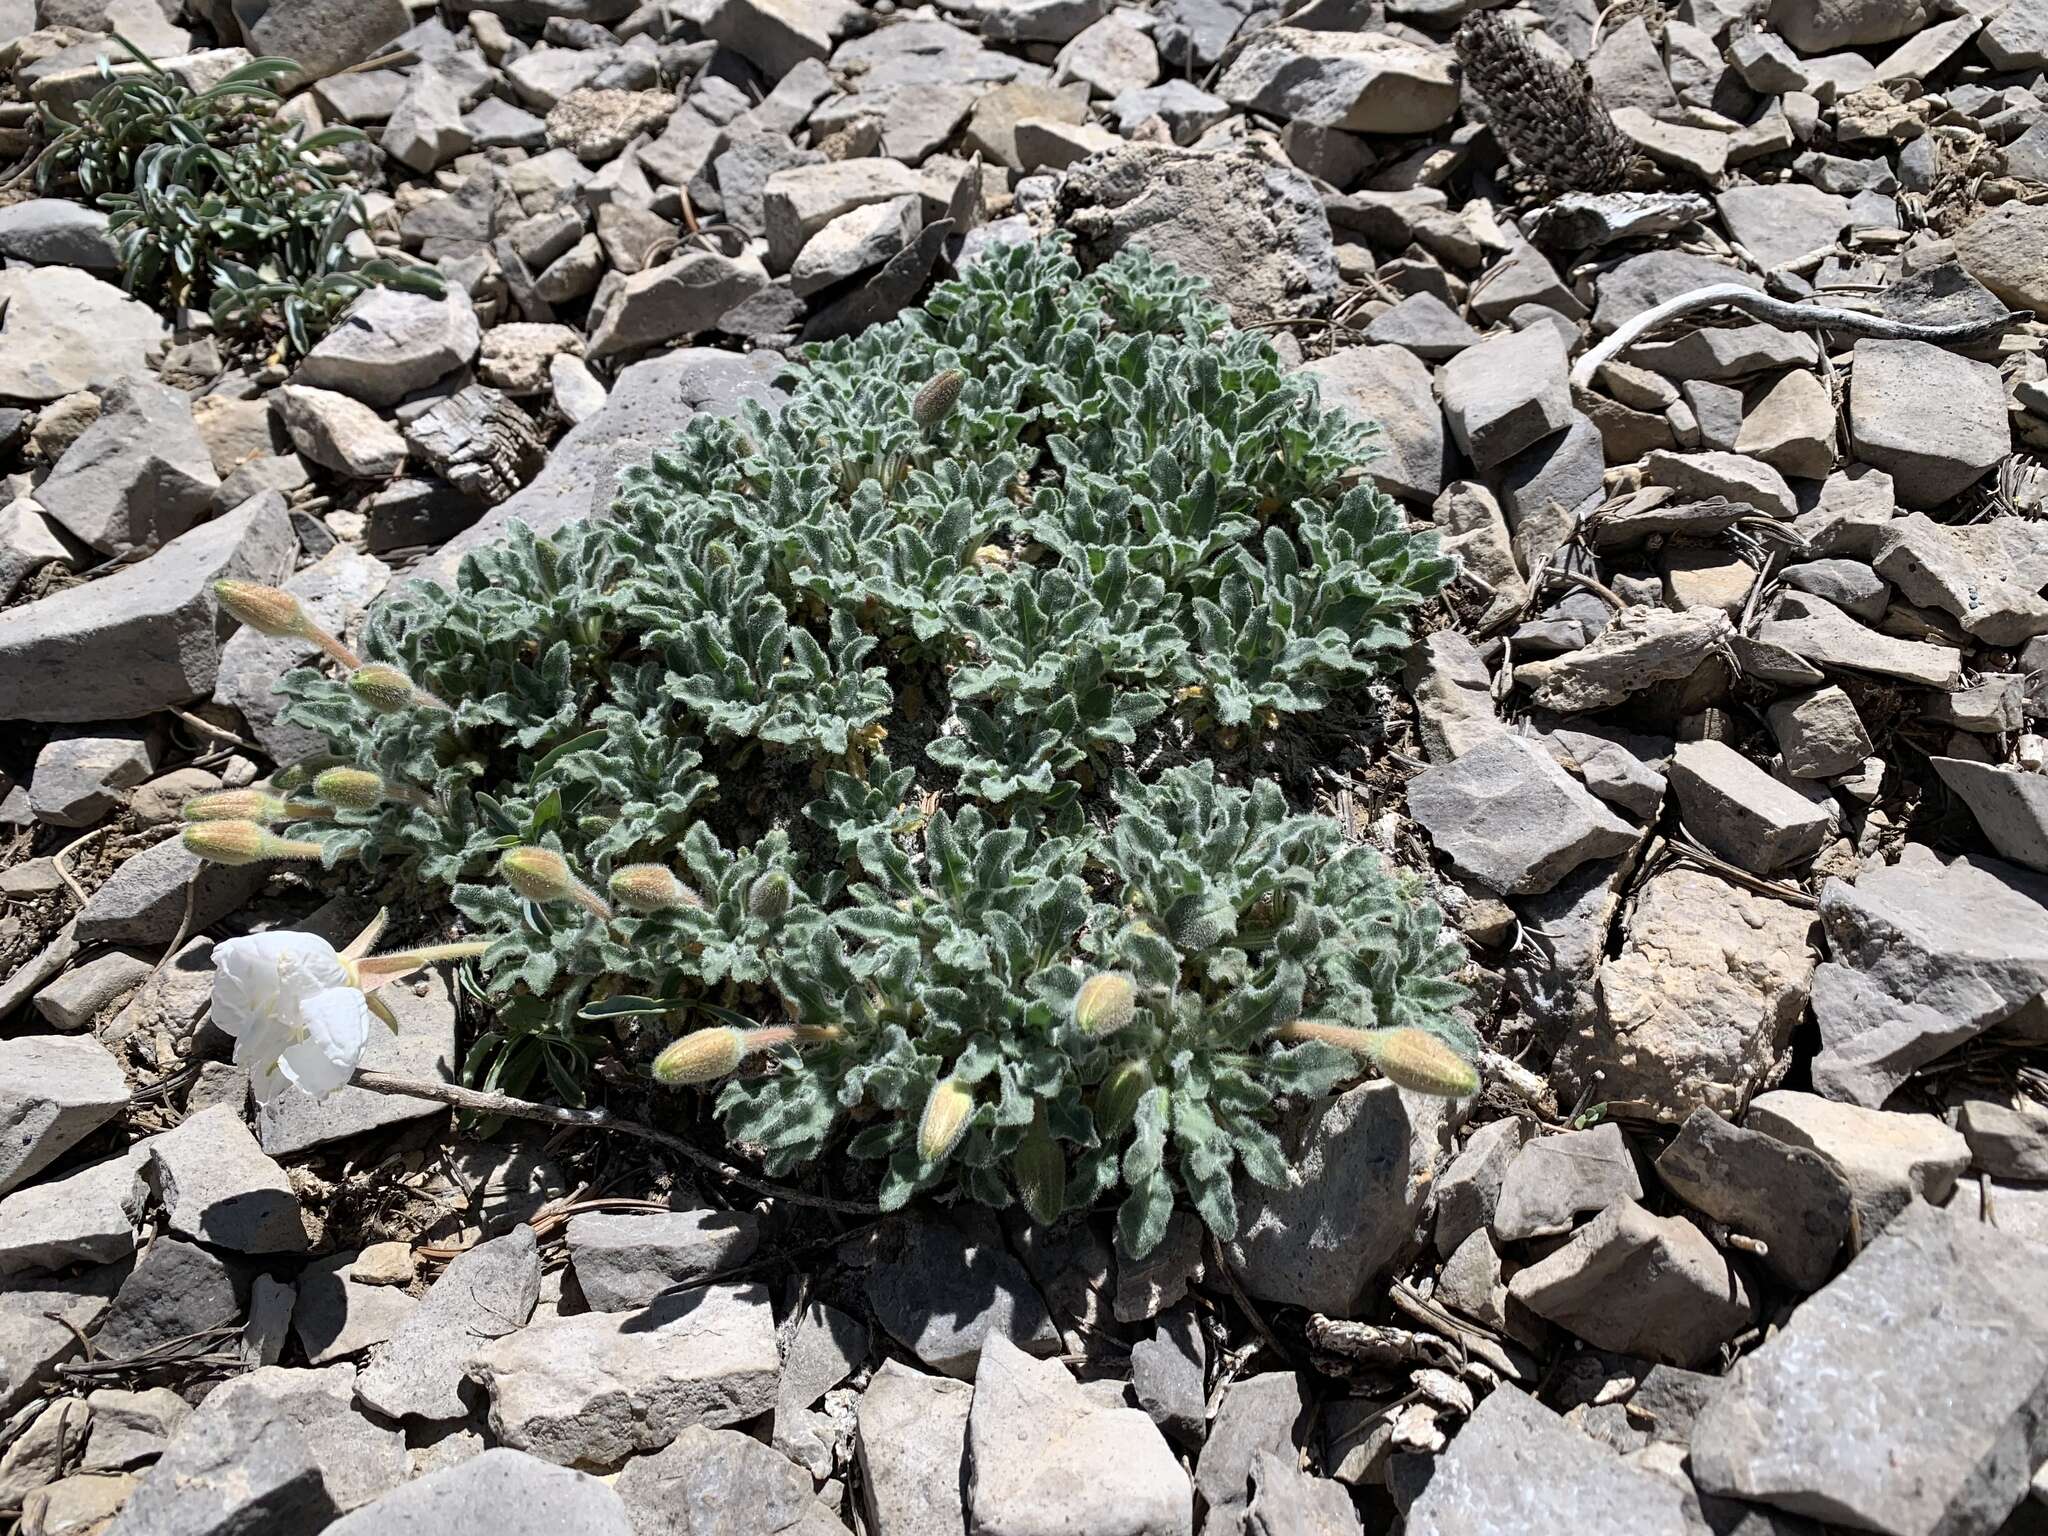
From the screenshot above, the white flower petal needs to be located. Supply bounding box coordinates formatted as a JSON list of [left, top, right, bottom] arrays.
[[211, 931, 347, 1042], [279, 987, 373, 1099]]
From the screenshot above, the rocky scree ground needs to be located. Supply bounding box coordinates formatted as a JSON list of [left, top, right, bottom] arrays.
[[2, 0, 2048, 1532]]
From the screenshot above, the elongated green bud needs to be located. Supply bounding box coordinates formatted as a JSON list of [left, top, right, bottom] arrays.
[[182, 820, 324, 865], [1073, 972, 1137, 1037], [500, 847, 613, 919], [912, 368, 964, 429], [184, 788, 290, 823], [348, 663, 448, 713], [1277, 1021, 1479, 1098], [1013, 1109, 1066, 1226], [1094, 1059, 1151, 1139], [215, 579, 305, 637], [918, 1077, 974, 1164], [747, 870, 792, 923], [312, 767, 386, 810], [609, 863, 702, 913], [652, 1026, 744, 1085]]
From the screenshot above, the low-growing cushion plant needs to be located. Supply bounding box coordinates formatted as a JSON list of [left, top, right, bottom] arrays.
[[193, 238, 1476, 1255]]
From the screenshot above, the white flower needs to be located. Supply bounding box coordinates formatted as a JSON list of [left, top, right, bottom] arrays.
[[211, 931, 373, 1102]]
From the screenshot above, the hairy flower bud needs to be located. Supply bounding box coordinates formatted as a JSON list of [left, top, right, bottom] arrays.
[[747, 870, 792, 923], [312, 767, 387, 810], [348, 664, 422, 714], [182, 820, 322, 865], [1073, 972, 1138, 1037], [214, 579, 306, 637], [499, 847, 612, 919], [918, 1077, 974, 1164], [184, 788, 289, 823], [1013, 1113, 1067, 1226], [609, 863, 701, 913], [1365, 1027, 1480, 1098], [1094, 1059, 1151, 1139], [912, 368, 964, 429], [652, 1027, 745, 1086]]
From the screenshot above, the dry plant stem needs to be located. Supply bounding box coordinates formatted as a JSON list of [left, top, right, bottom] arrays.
[[348, 1068, 881, 1214], [305, 625, 362, 671], [1570, 282, 2027, 389]]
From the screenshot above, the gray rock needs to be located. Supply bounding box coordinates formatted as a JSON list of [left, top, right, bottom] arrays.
[[1655, 1107, 1853, 1291], [33, 947, 154, 1032], [28, 726, 158, 828], [1408, 733, 1639, 897], [1755, 592, 1961, 690], [0, 1034, 127, 1200], [789, 195, 921, 297], [382, 69, 475, 172], [0, 1397, 88, 1508], [412, 348, 786, 586], [1301, 344, 1445, 504], [1668, 740, 1831, 874], [296, 289, 480, 408], [0, 198, 119, 269], [565, 1209, 760, 1310], [201, 1364, 406, 1512], [1594, 251, 1761, 336], [614, 1424, 843, 1535], [1493, 1123, 1644, 1243], [142, 1105, 307, 1254], [1105, 79, 1231, 143], [1197, 1373, 1306, 1536], [1055, 14, 1158, 96], [1715, 182, 1852, 271], [1508, 1198, 1755, 1366], [1130, 1306, 1206, 1448], [1767, 686, 1872, 779], [215, 544, 390, 762], [1642, 449, 1797, 521], [1572, 866, 1816, 1122], [586, 252, 769, 362], [762, 158, 923, 270], [35, 377, 217, 558], [857, 1360, 972, 1536], [1547, 727, 1667, 820], [1954, 202, 2048, 315], [241, 1273, 293, 1369], [75, 837, 265, 946], [0, 1143, 149, 1277], [275, 385, 408, 479], [104, 1387, 335, 1536], [1499, 415, 1606, 530], [703, 0, 857, 77], [0, 267, 167, 402], [1405, 628, 1506, 765], [867, 1213, 1060, 1380], [1692, 1201, 2048, 1535], [1933, 759, 2048, 874], [1406, 1384, 1693, 1536], [962, 81, 1089, 171], [967, 1334, 1192, 1536], [1439, 325, 1572, 471], [1, 1266, 123, 1414], [1216, 26, 1456, 133], [320, 1448, 632, 1536], [1808, 850, 2048, 1107], [293, 1251, 420, 1364], [712, 128, 825, 239], [0, 499, 80, 604], [1952, 1091, 2048, 1182], [1849, 340, 2011, 509], [0, 489, 293, 721], [355, 1225, 540, 1423], [773, 1300, 867, 1471], [1245, 1450, 1362, 1536], [244, 0, 406, 84], [82, 1387, 190, 1472], [1433, 1116, 1532, 1258], [1227, 1080, 1460, 1316], [472, 1282, 780, 1468], [1746, 1090, 1970, 1240], [1059, 145, 1337, 323], [1363, 291, 1478, 360]]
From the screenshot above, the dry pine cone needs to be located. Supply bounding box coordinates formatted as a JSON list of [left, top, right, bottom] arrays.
[[1455, 14, 1638, 193]]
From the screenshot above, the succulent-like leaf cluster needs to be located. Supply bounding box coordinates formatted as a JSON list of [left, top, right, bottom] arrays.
[[261, 239, 1471, 1252], [38, 38, 444, 352]]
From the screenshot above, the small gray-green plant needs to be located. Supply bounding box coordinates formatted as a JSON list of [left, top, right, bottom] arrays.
[[198, 240, 1474, 1253], [37, 37, 443, 353]]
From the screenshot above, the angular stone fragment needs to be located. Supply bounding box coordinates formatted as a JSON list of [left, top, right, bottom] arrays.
[[1406, 1385, 1693, 1536], [0, 267, 167, 402], [356, 1226, 540, 1423], [320, 1448, 632, 1536], [1408, 734, 1639, 897], [1655, 1107, 1853, 1291], [276, 385, 407, 479], [1746, 1090, 1969, 1241], [967, 1334, 1192, 1536], [1131, 1307, 1206, 1448], [0, 1144, 148, 1277], [1849, 340, 2011, 509], [1217, 27, 1456, 134], [0, 1035, 127, 1200], [1514, 606, 1732, 713], [36, 378, 219, 557], [1808, 850, 2048, 1107], [1433, 1117, 1532, 1259], [1715, 182, 1852, 270], [586, 252, 767, 361], [0, 492, 294, 722], [2, 1267, 123, 1414], [564, 1209, 760, 1311], [1692, 1201, 2048, 1535], [1492, 1123, 1643, 1243], [857, 1360, 973, 1536], [104, 1389, 335, 1536], [1301, 344, 1445, 504], [472, 1282, 779, 1467], [215, 545, 389, 762], [1767, 686, 1871, 779], [1197, 1372, 1306, 1536], [294, 1252, 419, 1365], [76, 838, 263, 947], [1439, 326, 1571, 472], [1508, 1198, 1755, 1366], [614, 1425, 842, 1536], [83, 1387, 189, 1472], [1755, 591, 1961, 689], [296, 289, 480, 408], [1668, 740, 1832, 874], [1573, 867, 1816, 1121], [1933, 759, 2048, 874], [867, 1213, 1060, 1380], [142, 1105, 308, 1254]]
